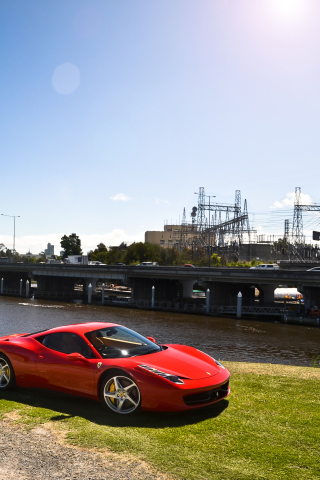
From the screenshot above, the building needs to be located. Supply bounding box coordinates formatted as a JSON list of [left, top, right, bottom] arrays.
[[145, 225, 274, 261], [145, 224, 200, 250], [44, 243, 54, 256]]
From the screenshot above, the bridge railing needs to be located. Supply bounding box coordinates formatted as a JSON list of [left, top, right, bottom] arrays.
[[217, 305, 298, 316]]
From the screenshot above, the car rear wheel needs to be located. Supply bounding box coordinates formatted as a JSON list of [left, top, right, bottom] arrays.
[[0, 354, 15, 389], [100, 373, 141, 414]]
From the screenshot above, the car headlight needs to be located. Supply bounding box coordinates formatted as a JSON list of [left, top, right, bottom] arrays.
[[196, 349, 226, 369], [138, 364, 184, 384], [213, 359, 226, 369]]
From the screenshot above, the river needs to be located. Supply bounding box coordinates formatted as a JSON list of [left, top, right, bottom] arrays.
[[0, 296, 319, 367]]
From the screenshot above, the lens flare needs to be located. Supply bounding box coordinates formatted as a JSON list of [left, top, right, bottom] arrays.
[[267, 0, 307, 22], [52, 63, 80, 95]]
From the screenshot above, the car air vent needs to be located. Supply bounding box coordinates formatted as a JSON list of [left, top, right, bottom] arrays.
[[183, 380, 229, 406]]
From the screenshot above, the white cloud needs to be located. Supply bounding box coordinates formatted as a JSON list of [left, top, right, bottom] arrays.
[[110, 193, 130, 202], [270, 192, 312, 210], [0, 230, 144, 256], [155, 198, 170, 205]]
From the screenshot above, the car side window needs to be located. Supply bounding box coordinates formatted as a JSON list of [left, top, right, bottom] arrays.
[[42, 332, 94, 359]]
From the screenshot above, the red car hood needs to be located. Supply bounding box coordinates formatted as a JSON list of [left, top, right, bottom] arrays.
[[136, 344, 222, 380]]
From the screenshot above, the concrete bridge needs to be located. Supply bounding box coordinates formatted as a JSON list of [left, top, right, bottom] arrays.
[[0, 263, 320, 308]]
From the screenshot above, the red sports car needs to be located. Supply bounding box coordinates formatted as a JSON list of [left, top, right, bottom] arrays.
[[0, 322, 230, 415]]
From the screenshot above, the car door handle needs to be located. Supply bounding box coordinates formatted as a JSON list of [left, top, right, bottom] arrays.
[[38, 355, 44, 359]]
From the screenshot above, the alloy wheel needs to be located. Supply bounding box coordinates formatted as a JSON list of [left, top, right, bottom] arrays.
[[0, 357, 11, 388], [102, 375, 141, 414]]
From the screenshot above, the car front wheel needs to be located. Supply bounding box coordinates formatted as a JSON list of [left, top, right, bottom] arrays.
[[100, 373, 141, 414], [0, 354, 15, 389]]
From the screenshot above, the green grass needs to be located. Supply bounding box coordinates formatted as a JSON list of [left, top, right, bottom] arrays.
[[0, 362, 319, 480]]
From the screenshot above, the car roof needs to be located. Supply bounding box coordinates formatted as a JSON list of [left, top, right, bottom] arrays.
[[32, 322, 120, 337]]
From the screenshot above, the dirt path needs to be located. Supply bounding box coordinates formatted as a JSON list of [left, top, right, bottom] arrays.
[[0, 420, 171, 480]]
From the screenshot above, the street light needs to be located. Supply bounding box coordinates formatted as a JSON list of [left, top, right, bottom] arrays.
[[1, 214, 20, 254], [194, 192, 216, 266]]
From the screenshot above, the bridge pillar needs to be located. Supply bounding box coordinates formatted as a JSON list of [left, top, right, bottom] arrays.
[[258, 284, 277, 304], [299, 286, 320, 309], [202, 282, 255, 306], [180, 280, 195, 299]]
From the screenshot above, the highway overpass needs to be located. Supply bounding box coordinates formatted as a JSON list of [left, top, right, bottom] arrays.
[[0, 263, 320, 308]]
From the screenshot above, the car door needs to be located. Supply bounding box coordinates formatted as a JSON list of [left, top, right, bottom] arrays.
[[35, 332, 97, 396]]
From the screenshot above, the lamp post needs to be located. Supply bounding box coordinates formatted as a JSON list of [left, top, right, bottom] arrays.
[[194, 193, 216, 267], [1, 214, 20, 254]]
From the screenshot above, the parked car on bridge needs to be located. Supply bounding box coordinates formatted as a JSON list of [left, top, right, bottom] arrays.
[[250, 264, 279, 270], [0, 322, 230, 415]]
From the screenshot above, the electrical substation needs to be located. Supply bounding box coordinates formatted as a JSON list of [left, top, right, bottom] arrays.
[[145, 187, 320, 262]]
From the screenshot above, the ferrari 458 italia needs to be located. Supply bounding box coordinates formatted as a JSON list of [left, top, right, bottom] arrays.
[[0, 322, 230, 414]]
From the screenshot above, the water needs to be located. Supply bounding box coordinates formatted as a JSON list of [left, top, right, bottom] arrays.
[[0, 296, 319, 367]]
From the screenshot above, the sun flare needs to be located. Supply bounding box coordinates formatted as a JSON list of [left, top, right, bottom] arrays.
[[267, 0, 306, 22]]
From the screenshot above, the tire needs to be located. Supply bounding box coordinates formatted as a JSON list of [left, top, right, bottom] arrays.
[[0, 354, 15, 390], [100, 372, 141, 415]]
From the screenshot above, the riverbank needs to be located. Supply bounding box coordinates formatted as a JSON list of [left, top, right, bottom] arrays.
[[0, 362, 319, 480]]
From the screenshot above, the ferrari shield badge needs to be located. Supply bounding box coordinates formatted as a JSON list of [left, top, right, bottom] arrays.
[[97, 362, 102, 369]]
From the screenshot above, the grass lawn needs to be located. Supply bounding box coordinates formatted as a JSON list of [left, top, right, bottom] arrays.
[[0, 362, 319, 480]]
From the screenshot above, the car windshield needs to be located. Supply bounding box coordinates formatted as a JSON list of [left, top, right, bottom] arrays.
[[85, 326, 161, 359]]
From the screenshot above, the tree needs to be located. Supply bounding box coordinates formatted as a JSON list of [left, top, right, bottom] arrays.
[[210, 253, 221, 266], [88, 243, 109, 264], [37, 251, 47, 263], [96, 243, 108, 252], [162, 247, 180, 265], [0, 243, 6, 257], [107, 243, 127, 264], [123, 242, 164, 265], [60, 233, 82, 259]]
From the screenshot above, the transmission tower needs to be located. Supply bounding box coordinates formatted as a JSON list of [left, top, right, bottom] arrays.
[[284, 219, 290, 240], [292, 187, 304, 244], [243, 199, 251, 242], [182, 207, 187, 225], [235, 190, 241, 214], [234, 190, 241, 239], [194, 187, 256, 247], [197, 187, 206, 231]]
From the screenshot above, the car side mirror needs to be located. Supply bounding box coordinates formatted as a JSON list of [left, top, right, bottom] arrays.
[[147, 336, 156, 343]]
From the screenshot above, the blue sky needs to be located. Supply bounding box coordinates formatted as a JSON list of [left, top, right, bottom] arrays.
[[1, 0, 320, 254]]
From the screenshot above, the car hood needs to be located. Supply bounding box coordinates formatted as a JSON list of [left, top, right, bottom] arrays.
[[135, 344, 222, 380]]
